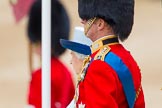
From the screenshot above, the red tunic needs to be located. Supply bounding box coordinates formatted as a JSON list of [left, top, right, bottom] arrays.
[[28, 57, 75, 108], [76, 44, 145, 108]]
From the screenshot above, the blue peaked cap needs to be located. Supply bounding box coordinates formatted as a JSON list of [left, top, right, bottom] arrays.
[[60, 39, 91, 55]]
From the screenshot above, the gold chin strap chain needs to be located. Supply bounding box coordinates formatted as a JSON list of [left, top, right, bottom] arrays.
[[84, 17, 97, 35]]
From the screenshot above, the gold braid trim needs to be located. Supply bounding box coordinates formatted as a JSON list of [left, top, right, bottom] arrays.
[[135, 84, 142, 101], [94, 45, 111, 61], [77, 56, 91, 83]]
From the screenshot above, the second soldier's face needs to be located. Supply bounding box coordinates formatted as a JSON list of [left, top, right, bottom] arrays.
[[32, 42, 41, 56]]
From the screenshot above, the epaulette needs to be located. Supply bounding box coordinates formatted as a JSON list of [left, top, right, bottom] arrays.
[[94, 45, 111, 61]]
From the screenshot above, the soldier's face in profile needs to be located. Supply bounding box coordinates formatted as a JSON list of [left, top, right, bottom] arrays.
[[80, 18, 98, 42]]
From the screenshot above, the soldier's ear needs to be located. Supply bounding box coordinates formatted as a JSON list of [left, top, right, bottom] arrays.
[[97, 18, 105, 31]]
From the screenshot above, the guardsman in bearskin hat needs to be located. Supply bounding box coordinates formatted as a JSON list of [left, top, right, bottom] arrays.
[[71, 0, 145, 108], [26, 0, 75, 108]]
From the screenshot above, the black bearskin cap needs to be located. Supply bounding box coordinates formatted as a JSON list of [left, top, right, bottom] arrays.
[[78, 0, 134, 41], [27, 0, 70, 57]]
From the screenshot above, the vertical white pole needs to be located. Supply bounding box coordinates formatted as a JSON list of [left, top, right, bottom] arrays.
[[42, 0, 51, 108]]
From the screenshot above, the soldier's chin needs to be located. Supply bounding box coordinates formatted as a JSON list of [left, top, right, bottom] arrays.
[[84, 33, 90, 39]]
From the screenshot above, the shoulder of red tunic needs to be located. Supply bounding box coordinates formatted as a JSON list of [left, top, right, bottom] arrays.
[[109, 44, 145, 107]]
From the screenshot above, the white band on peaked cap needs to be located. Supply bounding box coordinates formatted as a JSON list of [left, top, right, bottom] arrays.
[[60, 26, 92, 55], [73, 26, 92, 45]]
